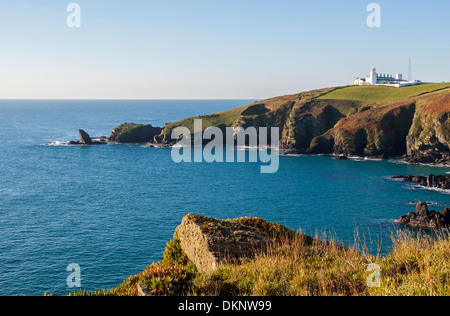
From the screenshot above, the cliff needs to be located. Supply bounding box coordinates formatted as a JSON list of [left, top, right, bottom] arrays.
[[111, 83, 450, 164]]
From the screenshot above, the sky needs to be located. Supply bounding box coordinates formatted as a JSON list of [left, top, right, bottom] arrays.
[[0, 0, 449, 99]]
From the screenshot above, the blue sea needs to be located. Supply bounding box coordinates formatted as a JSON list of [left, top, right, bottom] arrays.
[[0, 100, 449, 296]]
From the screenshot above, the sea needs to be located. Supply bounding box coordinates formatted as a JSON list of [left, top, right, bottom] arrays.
[[0, 99, 449, 296]]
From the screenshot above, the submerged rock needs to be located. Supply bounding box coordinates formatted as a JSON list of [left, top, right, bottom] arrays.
[[175, 214, 268, 273], [397, 202, 450, 229]]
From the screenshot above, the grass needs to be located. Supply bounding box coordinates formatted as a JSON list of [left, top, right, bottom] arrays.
[[162, 87, 341, 135], [63, 217, 450, 297], [317, 83, 450, 104], [164, 106, 248, 134]]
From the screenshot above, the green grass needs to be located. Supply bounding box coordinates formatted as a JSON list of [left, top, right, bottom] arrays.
[[164, 106, 249, 134], [317, 83, 450, 104]]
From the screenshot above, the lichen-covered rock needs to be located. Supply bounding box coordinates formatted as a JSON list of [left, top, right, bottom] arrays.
[[175, 214, 268, 273]]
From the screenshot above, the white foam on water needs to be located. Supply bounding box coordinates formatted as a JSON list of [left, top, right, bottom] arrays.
[[45, 141, 67, 146]]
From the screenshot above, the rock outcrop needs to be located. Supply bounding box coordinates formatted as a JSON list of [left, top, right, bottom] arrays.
[[79, 129, 93, 144], [391, 174, 450, 190], [397, 202, 450, 229], [175, 214, 269, 273], [109, 123, 163, 143]]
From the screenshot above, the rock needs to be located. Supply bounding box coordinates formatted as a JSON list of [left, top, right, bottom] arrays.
[[391, 174, 449, 191], [397, 202, 450, 229], [175, 214, 268, 273], [79, 129, 93, 144], [441, 208, 450, 221], [406, 103, 450, 165], [63, 130, 108, 145]]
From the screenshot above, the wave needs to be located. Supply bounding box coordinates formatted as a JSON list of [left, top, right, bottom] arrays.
[[44, 141, 68, 146], [282, 153, 307, 157]]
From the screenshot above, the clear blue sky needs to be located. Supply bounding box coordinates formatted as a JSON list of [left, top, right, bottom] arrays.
[[0, 0, 449, 99]]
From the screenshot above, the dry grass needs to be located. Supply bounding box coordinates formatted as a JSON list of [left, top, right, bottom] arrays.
[[190, 231, 370, 296], [68, 218, 450, 297], [370, 230, 450, 296]]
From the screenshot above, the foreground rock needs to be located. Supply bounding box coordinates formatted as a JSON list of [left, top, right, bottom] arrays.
[[391, 174, 450, 190], [397, 202, 450, 229], [175, 214, 269, 273]]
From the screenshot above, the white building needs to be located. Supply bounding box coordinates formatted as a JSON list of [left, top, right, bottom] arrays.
[[354, 67, 421, 87]]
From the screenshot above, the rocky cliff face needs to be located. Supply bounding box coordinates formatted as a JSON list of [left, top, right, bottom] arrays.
[[311, 100, 417, 158], [109, 123, 163, 143], [405, 92, 450, 164]]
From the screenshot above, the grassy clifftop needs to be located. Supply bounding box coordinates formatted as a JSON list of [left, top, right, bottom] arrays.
[[67, 216, 450, 296], [317, 83, 450, 103]]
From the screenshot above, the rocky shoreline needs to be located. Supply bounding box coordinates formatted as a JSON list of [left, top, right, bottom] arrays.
[[391, 174, 450, 190], [53, 122, 450, 167], [397, 202, 450, 229]]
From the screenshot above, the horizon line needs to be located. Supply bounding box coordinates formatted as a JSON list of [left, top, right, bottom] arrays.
[[0, 98, 261, 101]]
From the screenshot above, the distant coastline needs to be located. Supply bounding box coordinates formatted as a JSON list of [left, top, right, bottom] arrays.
[[60, 83, 450, 167]]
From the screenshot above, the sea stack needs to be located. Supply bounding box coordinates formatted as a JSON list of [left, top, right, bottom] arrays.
[[79, 129, 93, 145]]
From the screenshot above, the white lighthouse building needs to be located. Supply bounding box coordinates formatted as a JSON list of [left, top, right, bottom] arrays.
[[354, 67, 421, 87]]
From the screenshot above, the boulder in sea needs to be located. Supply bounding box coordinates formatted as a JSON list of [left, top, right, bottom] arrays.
[[79, 129, 93, 145], [397, 202, 450, 229], [175, 214, 269, 273]]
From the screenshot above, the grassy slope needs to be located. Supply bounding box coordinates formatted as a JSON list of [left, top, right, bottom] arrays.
[[66, 217, 450, 296], [162, 87, 337, 135], [317, 83, 450, 104]]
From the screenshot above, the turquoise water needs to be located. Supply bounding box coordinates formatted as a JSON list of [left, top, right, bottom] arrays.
[[0, 100, 449, 296]]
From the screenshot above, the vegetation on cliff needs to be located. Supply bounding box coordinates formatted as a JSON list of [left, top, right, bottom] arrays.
[[68, 216, 450, 296], [149, 83, 450, 164]]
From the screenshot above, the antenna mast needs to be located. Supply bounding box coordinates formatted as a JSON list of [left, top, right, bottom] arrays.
[[408, 59, 412, 81]]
